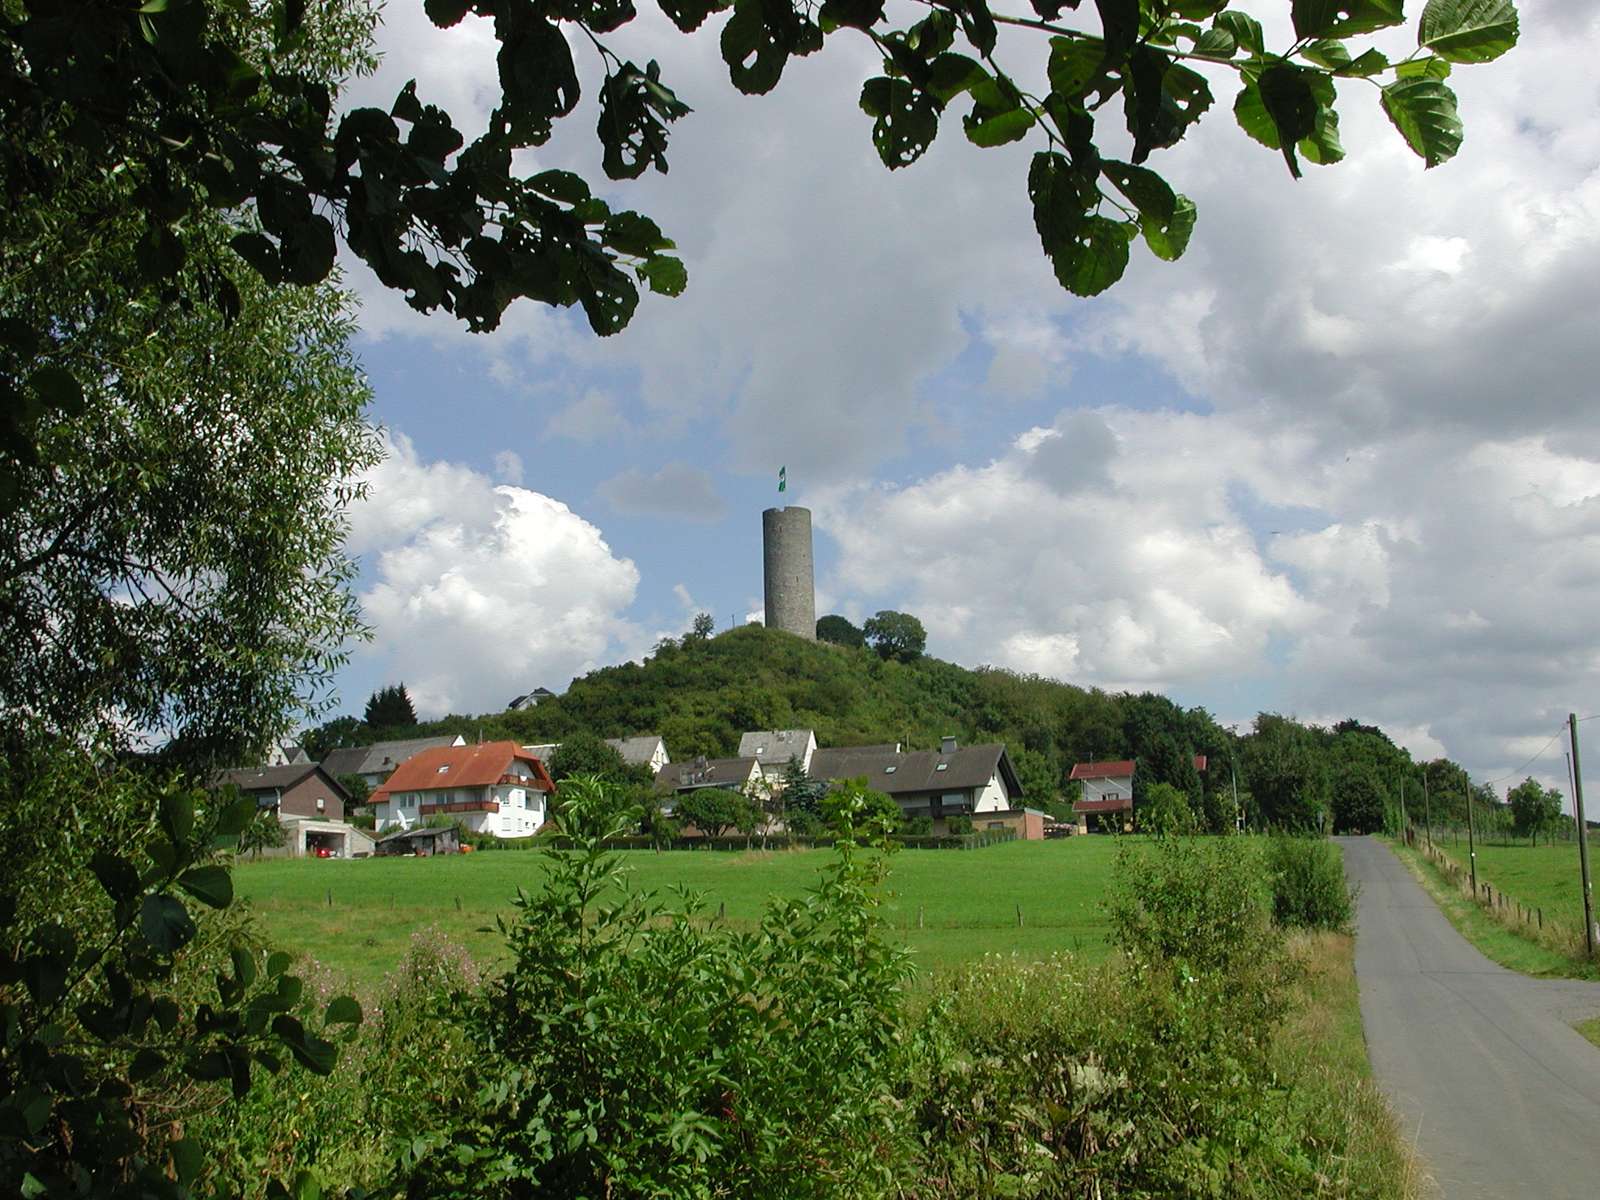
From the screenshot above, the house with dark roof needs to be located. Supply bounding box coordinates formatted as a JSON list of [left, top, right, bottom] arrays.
[[212, 764, 371, 858], [654, 756, 761, 805], [319, 735, 467, 790], [808, 738, 1025, 831], [737, 728, 817, 782], [507, 687, 558, 710], [370, 741, 556, 838]]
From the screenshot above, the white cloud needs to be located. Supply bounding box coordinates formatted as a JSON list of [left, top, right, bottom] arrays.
[[493, 450, 524, 484], [348, 434, 642, 716]]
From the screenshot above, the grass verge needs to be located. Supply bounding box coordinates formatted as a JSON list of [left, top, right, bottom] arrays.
[[1387, 838, 1599, 980], [1275, 930, 1433, 1199]]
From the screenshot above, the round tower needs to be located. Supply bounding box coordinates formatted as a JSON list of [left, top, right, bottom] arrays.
[[762, 506, 816, 640]]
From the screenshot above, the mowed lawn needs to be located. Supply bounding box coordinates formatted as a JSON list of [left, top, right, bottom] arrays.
[[234, 838, 1122, 990], [1430, 834, 1599, 934]]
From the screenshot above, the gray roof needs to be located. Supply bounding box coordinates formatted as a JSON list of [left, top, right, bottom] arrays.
[[214, 764, 350, 802], [605, 735, 666, 766], [736, 729, 814, 766], [808, 743, 1022, 798], [655, 757, 758, 792], [320, 736, 464, 780]]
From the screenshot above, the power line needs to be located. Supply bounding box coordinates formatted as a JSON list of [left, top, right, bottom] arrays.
[[1480, 725, 1567, 788]]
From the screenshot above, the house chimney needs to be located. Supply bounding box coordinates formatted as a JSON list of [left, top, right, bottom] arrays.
[[941, 736, 957, 754]]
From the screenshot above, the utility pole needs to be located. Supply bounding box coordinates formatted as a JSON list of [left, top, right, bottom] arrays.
[[1398, 775, 1408, 841], [1422, 771, 1432, 852], [1464, 767, 1477, 898], [1568, 714, 1596, 959], [1231, 762, 1241, 832]]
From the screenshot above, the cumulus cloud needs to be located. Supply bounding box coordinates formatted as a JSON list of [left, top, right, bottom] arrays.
[[596, 462, 726, 521], [348, 434, 642, 716]]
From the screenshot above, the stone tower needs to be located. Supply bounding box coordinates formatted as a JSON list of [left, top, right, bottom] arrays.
[[762, 506, 816, 640]]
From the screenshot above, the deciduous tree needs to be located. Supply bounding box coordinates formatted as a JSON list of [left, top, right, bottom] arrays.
[[863, 610, 927, 663]]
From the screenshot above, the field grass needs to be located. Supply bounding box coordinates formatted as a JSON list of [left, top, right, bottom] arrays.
[[1389, 838, 1599, 979], [1423, 832, 1598, 934], [234, 837, 1123, 989]]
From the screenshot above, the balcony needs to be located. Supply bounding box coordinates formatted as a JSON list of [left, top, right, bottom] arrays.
[[419, 799, 499, 816]]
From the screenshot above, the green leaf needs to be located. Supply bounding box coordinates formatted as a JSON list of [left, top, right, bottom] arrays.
[[928, 53, 987, 103], [171, 1138, 203, 1186], [529, 170, 591, 205], [214, 794, 258, 837], [130, 1048, 167, 1082], [229, 231, 282, 284], [658, 0, 730, 34], [1048, 37, 1106, 97], [1419, 0, 1518, 63], [1257, 65, 1322, 178], [324, 995, 363, 1026], [178, 865, 233, 910], [1101, 161, 1176, 224], [1291, 0, 1405, 39], [274, 1015, 338, 1074], [1337, 48, 1391, 76], [28, 366, 84, 417], [1301, 39, 1351, 69], [602, 212, 671, 257], [1191, 28, 1237, 60], [280, 215, 337, 287], [140, 894, 197, 955], [1096, 0, 1141, 68], [859, 77, 940, 168], [1381, 78, 1462, 166], [640, 256, 688, 296], [963, 101, 1035, 148], [1395, 55, 1452, 79], [424, 0, 472, 22], [1298, 105, 1345, 165], [1214, 11, 1264, 55], [267, 951, 292, 978], [90, 852, 141, 902], [160, 791, 195, 847], [1060, 216, 1135, 296], [231, 944, 258, 987]]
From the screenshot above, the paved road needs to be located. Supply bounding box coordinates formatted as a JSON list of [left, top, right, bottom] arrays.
[[1339, 836, 1600, 1199]]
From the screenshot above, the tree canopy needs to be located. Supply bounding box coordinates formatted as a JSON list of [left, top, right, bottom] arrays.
[[816, 614, 866, 648], [863, 610, 928, 663], [364, 683, 419, 730], [2, 0, 1520, 497]]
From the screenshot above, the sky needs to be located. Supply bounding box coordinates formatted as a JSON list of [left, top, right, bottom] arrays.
[[325, 0, 1600, 801]]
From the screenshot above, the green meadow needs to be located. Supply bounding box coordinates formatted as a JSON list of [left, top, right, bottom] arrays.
[[1426, 833, 1597, 934], [234, 837, 1122, 989]]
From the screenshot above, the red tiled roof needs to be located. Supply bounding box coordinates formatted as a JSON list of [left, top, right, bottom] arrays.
[[370, 741, 554, 804], [1068, 759, 1135, 781], [1072, 797, 1133, 814]]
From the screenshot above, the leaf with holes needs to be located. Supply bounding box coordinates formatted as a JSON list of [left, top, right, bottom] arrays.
[[860, 78, 940, 168], [1291, 0, 1405, 39]]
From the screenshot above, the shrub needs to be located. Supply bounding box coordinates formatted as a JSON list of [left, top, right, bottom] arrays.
[[944, 813, 973, 835], [400, 777, 914, 1198], [1266, 835, 1355, 931], [1137, 781, 1195, 834]]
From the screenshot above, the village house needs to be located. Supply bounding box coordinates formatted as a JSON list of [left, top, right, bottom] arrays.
[[1069, 757, 1208, 831], [520, 734, 672, 775], [654, 755, 762, 810], [320, 734, 468, 792], [370, 741, 556, 838], [213, 764, 372, 858], [737, 728, 817, 783], [807, 738, 1030, 834]]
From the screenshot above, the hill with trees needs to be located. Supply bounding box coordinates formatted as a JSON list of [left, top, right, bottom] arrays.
[[305, 624, 1492, 833]]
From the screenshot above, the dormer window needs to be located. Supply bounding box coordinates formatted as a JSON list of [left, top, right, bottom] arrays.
[[884, 765, 896, 774], [436, 765, 450, 774], [935, 763, 948, 771]]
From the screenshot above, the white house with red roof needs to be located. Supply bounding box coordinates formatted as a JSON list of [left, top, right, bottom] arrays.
[[370, 741, 556, 839], [1069, 759, 1137, 826]]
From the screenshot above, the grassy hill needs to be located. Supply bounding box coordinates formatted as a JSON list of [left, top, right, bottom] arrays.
[[371, 624, 1236, 813]]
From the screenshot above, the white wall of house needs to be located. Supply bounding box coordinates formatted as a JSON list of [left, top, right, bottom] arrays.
[[376, 777, 549, 838], [1081, 774, 1133, 804], [975, 773, 1011, 813]]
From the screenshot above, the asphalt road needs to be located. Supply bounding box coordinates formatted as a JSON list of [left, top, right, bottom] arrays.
[[1339, 836, 1600, 1199]]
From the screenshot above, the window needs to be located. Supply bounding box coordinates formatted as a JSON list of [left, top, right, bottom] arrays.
[[935, 762, 948, 772], [315, 797, 325, 812], [436, 764, 450, 774], [884, 765, 897, 774]]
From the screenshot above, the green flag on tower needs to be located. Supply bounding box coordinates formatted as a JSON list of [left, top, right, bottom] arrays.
[[778, 465, 786, 493]]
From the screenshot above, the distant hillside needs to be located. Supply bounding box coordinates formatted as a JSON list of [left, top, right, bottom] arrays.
[[375, 624, 1240, 812]]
